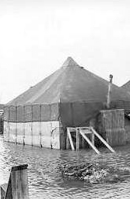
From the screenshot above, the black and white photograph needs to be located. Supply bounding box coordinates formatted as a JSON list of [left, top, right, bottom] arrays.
[[0, 0, 130, 198]]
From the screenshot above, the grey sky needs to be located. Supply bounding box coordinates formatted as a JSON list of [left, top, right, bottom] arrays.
[[0, 0, 130, 103]]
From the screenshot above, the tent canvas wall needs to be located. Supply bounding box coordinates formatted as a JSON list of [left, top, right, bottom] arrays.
[[4, 57, 130, 149]]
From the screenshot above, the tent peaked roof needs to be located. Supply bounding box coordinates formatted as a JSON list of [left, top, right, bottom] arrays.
[[121, 81, 130, 95], [62, 56, 79, 67], [7, 57, 130, 106]]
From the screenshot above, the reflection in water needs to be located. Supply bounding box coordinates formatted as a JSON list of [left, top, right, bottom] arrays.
[[0, 135, 130, 198]]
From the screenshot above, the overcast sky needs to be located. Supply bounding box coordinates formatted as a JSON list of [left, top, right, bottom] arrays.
[[0, 0, 130, 103]]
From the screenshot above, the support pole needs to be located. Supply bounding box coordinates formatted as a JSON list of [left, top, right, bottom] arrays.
[[107, 74, 113, 109], [76, 128, 79, 150], [67, 128, 75, 150]]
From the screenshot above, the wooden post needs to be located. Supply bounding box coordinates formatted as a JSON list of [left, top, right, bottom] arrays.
[[107, 74, 113, 109], [11, 165, 29, 199], [67, 128, 75, 150], [0, 164, 29, 199], [76, 128, 80, 150], [89, 119, 95, 146]]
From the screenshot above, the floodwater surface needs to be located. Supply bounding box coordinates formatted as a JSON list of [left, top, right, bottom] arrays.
[[0, 135, 130, 199]]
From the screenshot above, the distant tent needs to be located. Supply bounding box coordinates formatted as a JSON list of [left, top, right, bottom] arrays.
[[4, 57, 130, 149], [121, 81, 130, 95]]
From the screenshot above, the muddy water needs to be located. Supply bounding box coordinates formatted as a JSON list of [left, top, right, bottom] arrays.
[[0, 135, 130, 199]]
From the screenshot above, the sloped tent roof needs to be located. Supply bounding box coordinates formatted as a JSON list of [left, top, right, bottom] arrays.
[[121, 81, 130, 95], [7, 57, 130, 106], [121, 81, 130, 118], [5, 57, 130, 128]]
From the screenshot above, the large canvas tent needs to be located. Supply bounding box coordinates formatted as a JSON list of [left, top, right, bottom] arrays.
[[4, 57, 130, 149]]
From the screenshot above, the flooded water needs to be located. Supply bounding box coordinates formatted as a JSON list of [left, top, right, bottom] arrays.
[[0, 135, 130, 199]]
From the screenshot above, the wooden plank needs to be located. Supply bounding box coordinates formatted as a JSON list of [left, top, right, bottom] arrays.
[[80, 130, 100, 154], [11, 170, 29, 199], [67, 128, 75, 150], [11, 164, 28, 171], [0, 183, 7, 199], [78, 127, 92, 148], [100, 109, 125, 146], [83, 131, 92, 134], [91, 127, 115, 153], [0, 164, 29, 199], [76, 128, 79, 150], [67, 127, 76, 132], [11, 164, 29, 199], [59, 125, 66, 150], [78, 127, 90, 130], [78, 127, 92, 134]]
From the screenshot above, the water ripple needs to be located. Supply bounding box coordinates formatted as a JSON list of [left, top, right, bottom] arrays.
[[0, 136, 130, 198]]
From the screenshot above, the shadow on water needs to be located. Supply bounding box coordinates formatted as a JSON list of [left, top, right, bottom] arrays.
[[0, 135, 130, 198]]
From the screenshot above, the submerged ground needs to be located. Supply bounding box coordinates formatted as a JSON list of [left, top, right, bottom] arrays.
[[0, 135, 130, 199]]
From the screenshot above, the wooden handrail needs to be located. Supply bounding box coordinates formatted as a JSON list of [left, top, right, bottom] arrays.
[[80, 130, 100, 154], [91, 127, 115, 153]]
